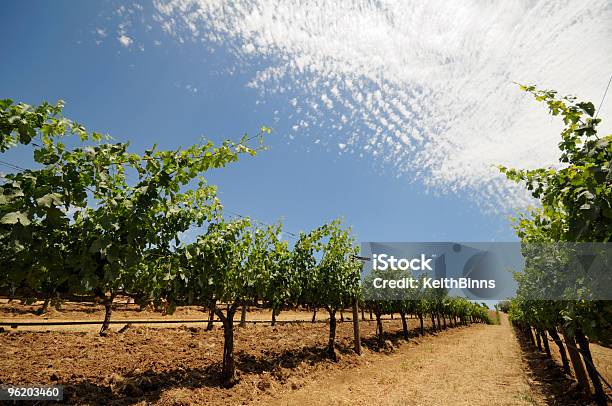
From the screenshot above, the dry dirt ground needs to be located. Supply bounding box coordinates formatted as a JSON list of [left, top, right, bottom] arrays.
[[266, 315, 537, 406], [1, 302, 610, 405], [267, 316, 611, 406]]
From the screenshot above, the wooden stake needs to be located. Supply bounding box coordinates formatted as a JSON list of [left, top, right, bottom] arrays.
[[352, 298, 361, 355]]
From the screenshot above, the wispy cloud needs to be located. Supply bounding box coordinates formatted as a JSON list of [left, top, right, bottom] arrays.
[[115, 7, 135, 48], [146, 0, 612, 212], [95, 27, 107, 38], [118, 34, 134, 47]]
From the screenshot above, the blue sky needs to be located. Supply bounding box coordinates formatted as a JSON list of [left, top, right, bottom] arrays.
[[1, 1, 611, 243]]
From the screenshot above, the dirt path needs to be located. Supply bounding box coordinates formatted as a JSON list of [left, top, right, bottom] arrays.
[[267, 315, 541, 406]]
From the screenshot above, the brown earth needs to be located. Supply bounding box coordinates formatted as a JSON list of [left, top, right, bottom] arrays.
[[1, 302, 610, 405], [0, 304, 435, 405]]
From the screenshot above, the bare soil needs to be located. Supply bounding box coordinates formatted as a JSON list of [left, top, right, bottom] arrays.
[[0, 302, 434, 405], [1, 302, 610, 405]]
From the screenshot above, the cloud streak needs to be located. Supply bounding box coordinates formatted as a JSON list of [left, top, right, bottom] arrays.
[[118, 34, 134, 47], [147, 0, 612, 212]]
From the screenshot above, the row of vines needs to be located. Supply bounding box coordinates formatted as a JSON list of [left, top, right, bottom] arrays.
[[0, 98, 490, 388], [499, 86, 612, 406]]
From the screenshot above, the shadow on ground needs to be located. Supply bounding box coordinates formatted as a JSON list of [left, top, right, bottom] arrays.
[[64, 341, 348, 405], [515, 329, 594, 406]]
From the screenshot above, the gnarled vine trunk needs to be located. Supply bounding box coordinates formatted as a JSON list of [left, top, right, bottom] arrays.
[[37, 296, 51, 316], [562, 328, 591, 396], [575, 330, 606, 406], [525, 325, 535, 347], [419, 313, 424, 336], [400, 311, 409, 340], [240, 305, 247, 327], [539, 329, 550, 357], [548, 328, 570, 374], [206, 301, 216, 331], [375, 309, 384, 347], [534, 328, 542, 351], [99, 293, 115, 336], [216, 304, 239, 388], [326, 308, 338, 361]]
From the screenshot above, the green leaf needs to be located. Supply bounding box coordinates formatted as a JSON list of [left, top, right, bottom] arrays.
[[577, 102, 595, 117], [36, 193, 63, 208], [89, 238, 107, 254], [0, 99, 13, 110], [1, 211, 31, 226]]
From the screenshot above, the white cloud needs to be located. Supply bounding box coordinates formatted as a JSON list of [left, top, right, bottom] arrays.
[[118, 34, 133, 47], [185, 84, 198, 93], [149, 0, 612, 212], [95, 27, 107, 38]]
